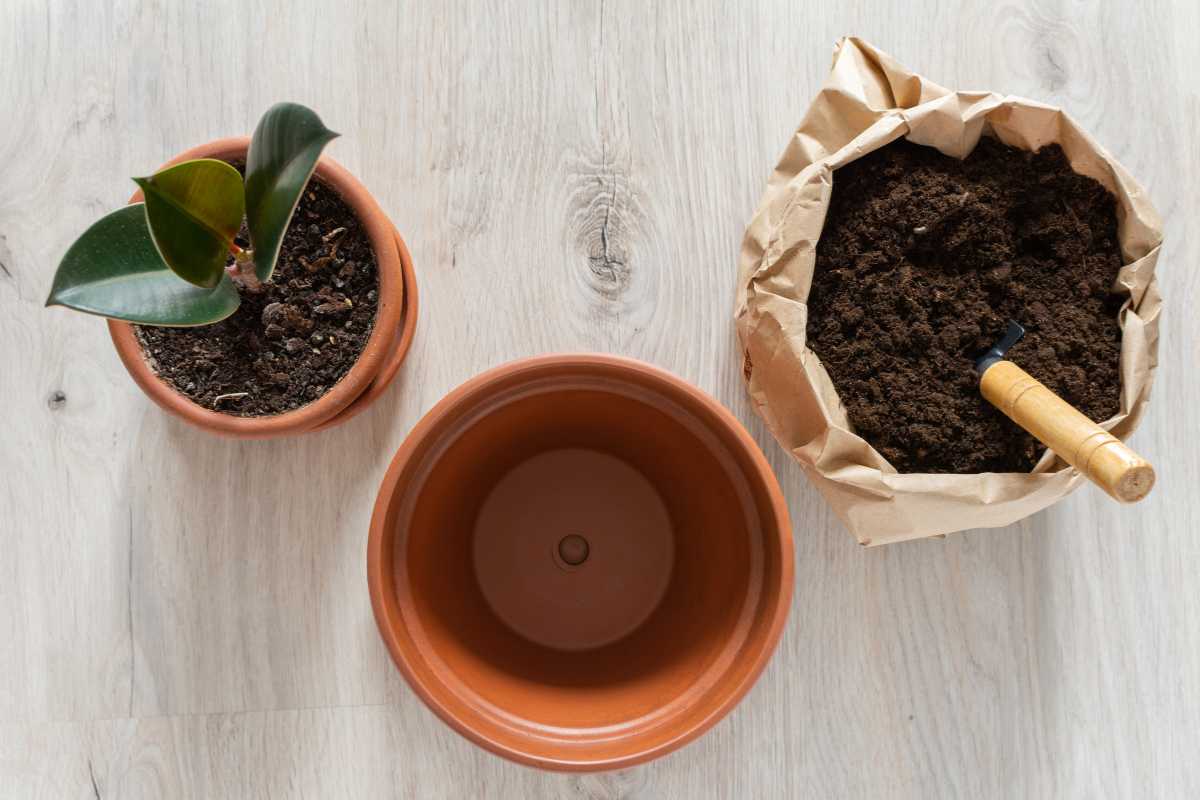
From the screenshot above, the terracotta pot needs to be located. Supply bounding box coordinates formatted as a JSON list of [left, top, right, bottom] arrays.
[[368, 354, 794, 771], [108, 137, 418, 438]]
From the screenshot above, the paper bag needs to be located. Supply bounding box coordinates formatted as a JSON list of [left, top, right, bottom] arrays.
[[735, 37, 1163, 545]]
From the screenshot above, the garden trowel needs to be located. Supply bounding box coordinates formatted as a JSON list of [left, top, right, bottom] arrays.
[[974, 320, 1155, 503]]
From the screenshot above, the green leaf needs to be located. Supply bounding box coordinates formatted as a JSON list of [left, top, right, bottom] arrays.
[[45, 204, 241, 326], [244, 102, 339, 282], [133, 158, 245, 289]]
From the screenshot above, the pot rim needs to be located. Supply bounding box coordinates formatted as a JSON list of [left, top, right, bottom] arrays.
[[367, 353, 794, 771], [108, 136, 405, 437], [313, 228, 419, 431]]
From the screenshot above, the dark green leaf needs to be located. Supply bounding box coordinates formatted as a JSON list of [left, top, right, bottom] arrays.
[[244, 102, 339, 282], [45, 204, 241, 326], [133, 158, 245, 289]]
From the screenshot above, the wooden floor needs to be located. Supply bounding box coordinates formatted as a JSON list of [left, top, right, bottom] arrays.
[[2, 1, 1198, 797]]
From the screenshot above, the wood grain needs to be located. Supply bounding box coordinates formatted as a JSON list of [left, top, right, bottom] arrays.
[[2, 0, 1198, 797]]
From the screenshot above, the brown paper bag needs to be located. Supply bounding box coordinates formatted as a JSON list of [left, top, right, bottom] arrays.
[[735, 37, 1163, 546]]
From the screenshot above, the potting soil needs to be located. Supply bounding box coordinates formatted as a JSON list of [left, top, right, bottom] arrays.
[[806, 138, 1125, 473]]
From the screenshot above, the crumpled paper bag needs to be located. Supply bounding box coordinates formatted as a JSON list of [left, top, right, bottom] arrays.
[[735, 37, 1163, 546]]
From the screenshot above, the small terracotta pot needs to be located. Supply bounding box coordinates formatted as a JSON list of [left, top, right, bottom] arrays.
[[369, 355, 794, 771], [108, 137, 418, 438]]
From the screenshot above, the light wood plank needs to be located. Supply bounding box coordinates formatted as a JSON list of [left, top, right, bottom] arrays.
[[1, 0, 1198, 797]]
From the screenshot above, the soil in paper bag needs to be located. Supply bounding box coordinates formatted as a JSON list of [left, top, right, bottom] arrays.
[[806, 138, 1124, 474]]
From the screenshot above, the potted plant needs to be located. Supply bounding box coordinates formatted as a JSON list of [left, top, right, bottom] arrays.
[[46, 103, 418, 437]]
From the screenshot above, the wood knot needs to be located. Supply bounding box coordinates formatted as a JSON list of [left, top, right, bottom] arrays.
[[585, 203, 630, 301], [1037, 44, 1068, 92], [567, 151, 648, 320]]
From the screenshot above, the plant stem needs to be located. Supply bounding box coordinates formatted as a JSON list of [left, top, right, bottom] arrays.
[[227, 248, 263, 292]]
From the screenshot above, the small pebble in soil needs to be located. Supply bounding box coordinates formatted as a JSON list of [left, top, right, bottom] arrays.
[[314, 299, 352, 316]]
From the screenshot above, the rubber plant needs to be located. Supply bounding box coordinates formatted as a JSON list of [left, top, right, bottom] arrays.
[[46, 103, 338, 325]]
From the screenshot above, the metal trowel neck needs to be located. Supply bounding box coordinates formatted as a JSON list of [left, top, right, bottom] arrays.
[[975, 320, 1026, 375]]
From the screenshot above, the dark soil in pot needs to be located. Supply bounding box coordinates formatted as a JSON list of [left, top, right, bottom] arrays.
[[806, 138, 1124, 474], [136, 174, 379, 416]]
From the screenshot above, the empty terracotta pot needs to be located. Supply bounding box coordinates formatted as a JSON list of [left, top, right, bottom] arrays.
[[368, 354, 793, 771], [108, 137, 419, 438]]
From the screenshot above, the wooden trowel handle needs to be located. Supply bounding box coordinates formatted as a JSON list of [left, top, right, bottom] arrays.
[[980, 360, 1155, 503]]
